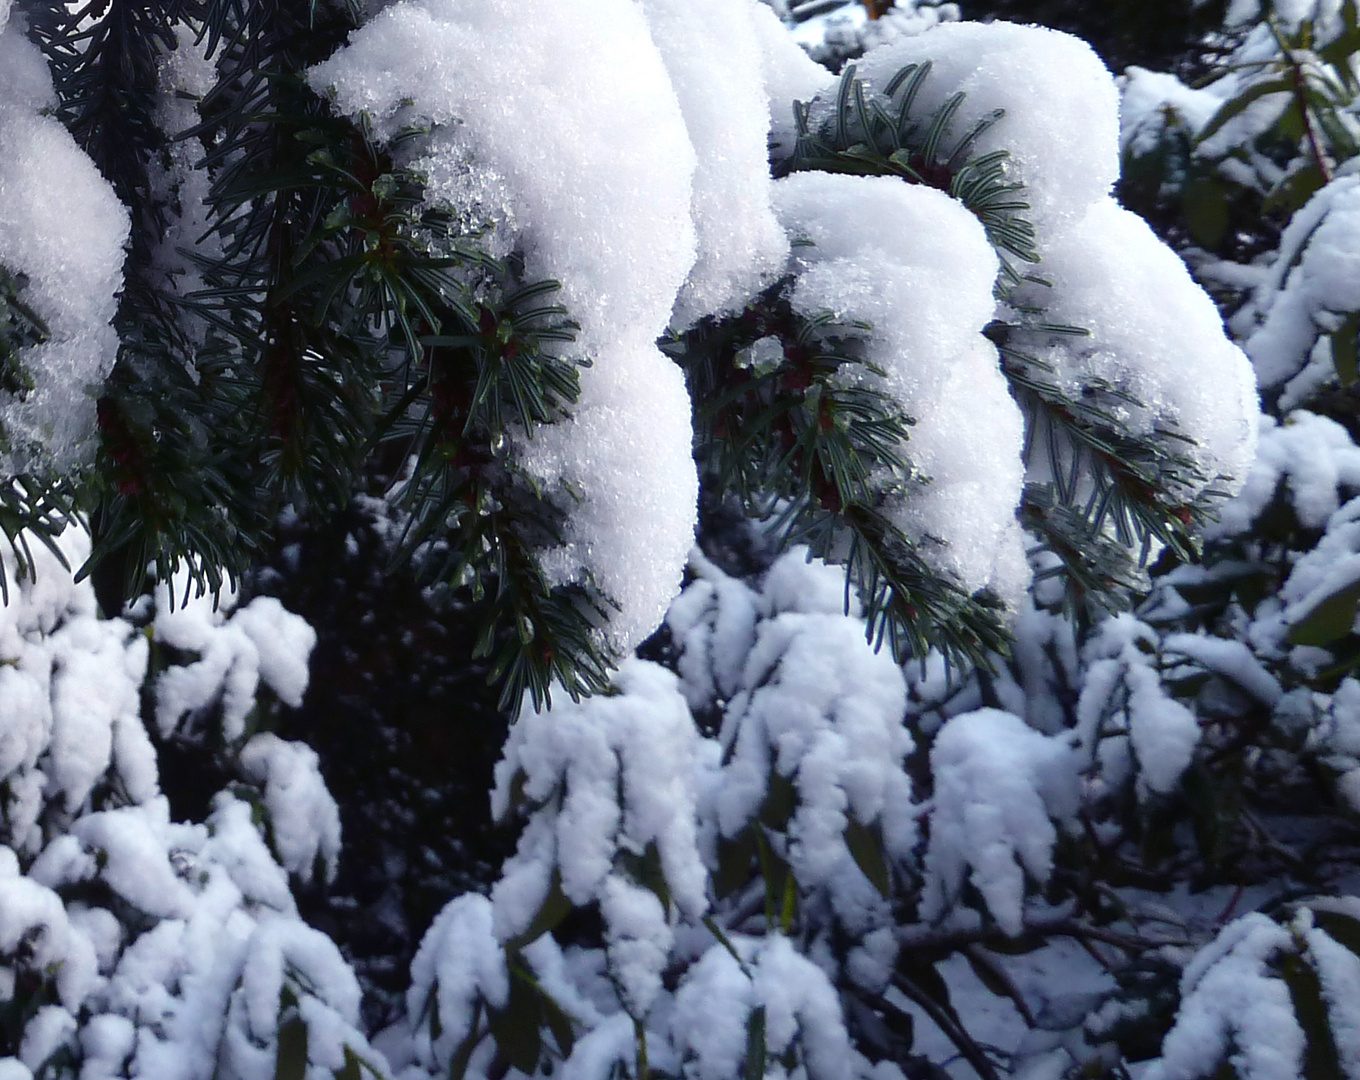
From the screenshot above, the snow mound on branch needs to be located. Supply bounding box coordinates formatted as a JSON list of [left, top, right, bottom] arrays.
[[238, 734, 341, 885], [1144, 913, 1304, 1080], [855, 20, 1120, 243], [921, 708, 1078, 936], [711, 603, 917, 911], [1076, 614, 1203, 799], [0, 526, 153, 854], [1244, 176, 1360, 391], [1026, 198, 1259, 503], [154, 576, 317, 743], [310, 0, 699, 655], [407, 895, 508, 1075], [0, 22, 128, 475], [641, 0, 789, 329], [490, 659, 705, 1016], [671, 935, 852, 1080], [1209, 411, 1360, 540], [773, 171, 1029, 603]]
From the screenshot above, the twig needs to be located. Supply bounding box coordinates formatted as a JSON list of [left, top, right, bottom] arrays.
[[891, 972, 1003, 1080]]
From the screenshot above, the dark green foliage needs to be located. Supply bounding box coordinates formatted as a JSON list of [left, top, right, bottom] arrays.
[[780, 60, 1039, 280], [0, 267, 43, 402], [958, 0, 1231, 74], [14, 0, 613, 708], [673, 277, 1012, 670], [775, 61, 1217, 620], [6, 0, 1241, 705]]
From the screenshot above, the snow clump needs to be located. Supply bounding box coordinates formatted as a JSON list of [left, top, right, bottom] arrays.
[[0, 15, 129, 474], [309, 0, 708, 656]]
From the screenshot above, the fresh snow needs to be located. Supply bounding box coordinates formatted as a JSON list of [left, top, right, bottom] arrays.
[[0, 21, 128, 475]]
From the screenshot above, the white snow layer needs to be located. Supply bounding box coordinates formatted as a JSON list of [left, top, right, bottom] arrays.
[[773, 171, 1030, 603], [714, 606, 917, 881], [309, 0, 702, 655], [1244, 176, 1360, 391], [1144, 913, 1305, 1080], [1024, 198, 1259, 502], [154, 577, 317, 743], [639, 0, 789, 329], [0, 22, 129, 474], [921, 709, 1078, 936], [490, 659, 706, 1016], [1208, 411, 1360, 540], [854, 21, 1121, 243], [0, 522, 380, 1080]]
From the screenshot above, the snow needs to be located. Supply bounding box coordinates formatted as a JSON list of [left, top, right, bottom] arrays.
[[1021, 198, 1259, 504], [1244, 176, 1360, 391], [640, 0, 789, 329], [855, 21, 1121, 243], [1121, 67, 1224, 160], [670, 935, 852, 1080], [666, 550, 761, 711], [406, 894, 508, 1074], [746, 0, 833, 159], [237, 734, 341, 884], [1258, 497, 1360, 653], [310, 0, 701, 656], [19, 1006, 74, 1075], [490, 660, 706, 1015], [1209, 411, 1360, 539], [154, 576, 317, 742], [1076, 615, 1202, 799], [1304, 923, 1360, 1077], [0, 22, 128, 475], [713, 607, 916, 877], [921, 709, 1077, 936], [1144, 913, 1305, 1080], [774, 171, 1030, 603]]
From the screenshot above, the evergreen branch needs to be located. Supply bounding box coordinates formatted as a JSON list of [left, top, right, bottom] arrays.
[[676, 279, 1009, 670], [780, 62, 1041, 271]]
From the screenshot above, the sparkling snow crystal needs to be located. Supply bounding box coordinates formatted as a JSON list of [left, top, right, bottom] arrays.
[[0, 21, 129, 474]]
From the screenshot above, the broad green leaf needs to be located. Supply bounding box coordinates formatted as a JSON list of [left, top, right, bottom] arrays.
[[1264, 161, 1327, 218], [1313, 910, 1360, 959], [447, 999, 483, 1080], [618, 842, 671, 913], [1194, 77, 1292, 146], [1330, 313, 1359, 388], [844, 818, 891, 898], [744, 1006, 767, 1080], [488, 967, 543, 1075], [1288, 576, 1360, 647], [1182, 177, 1231, 251], [715, 828, 759, 900], [760, 771, 797, 831], [274, 1014, 309, 1080], [1278, 953, 1345, 1080], [539, 984, 576, 1059]]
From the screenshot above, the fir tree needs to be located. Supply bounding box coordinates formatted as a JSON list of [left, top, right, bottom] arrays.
[[0, 0, 1250, 715]]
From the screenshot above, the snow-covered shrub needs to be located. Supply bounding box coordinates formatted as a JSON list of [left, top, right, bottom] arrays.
[[0, 523, 380, 1080], [1120, 0, 1360, 406], [1139, 899, 1360, 1080], [0, 2, 1339, 1079]]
